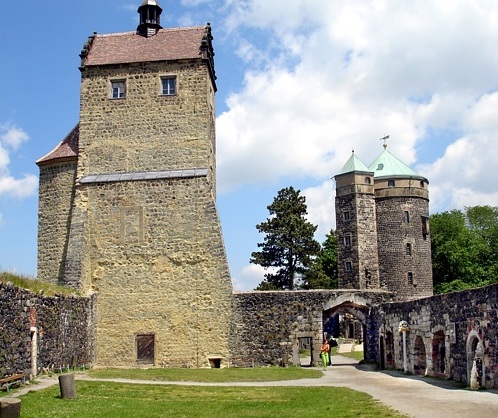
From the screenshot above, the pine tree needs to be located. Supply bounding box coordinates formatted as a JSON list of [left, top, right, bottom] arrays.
[[251, 187, 321, 290]]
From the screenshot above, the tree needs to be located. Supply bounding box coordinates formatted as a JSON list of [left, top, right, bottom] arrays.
[[302, 229, 339, 289], [251, 187, 321, 290], [430, 206, 498, 294]]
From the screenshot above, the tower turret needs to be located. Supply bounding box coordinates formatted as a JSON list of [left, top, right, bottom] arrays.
[[334, 151, 380, 290], [137, 0, 163, 37]]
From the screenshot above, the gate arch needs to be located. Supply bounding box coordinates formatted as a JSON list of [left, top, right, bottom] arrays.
[[466, 330, 484, 389]]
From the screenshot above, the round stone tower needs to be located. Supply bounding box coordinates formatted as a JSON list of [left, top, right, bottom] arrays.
[[368, 145, 433, 299]]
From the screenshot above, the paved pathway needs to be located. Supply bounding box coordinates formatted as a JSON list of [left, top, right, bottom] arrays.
[[7, 355, 498, 418]]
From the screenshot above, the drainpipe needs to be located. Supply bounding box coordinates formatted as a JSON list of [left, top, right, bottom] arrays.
[[30, 327, 38, 377]]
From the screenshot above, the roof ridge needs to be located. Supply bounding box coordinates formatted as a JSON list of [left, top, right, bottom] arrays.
[[95, 26, 205, 38]]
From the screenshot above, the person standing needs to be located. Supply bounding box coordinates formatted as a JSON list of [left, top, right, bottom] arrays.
[[320, 340, 330, 371]]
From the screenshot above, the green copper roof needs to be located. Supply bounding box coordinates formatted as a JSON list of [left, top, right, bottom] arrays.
[[367, 149, 423, 179], [337, 152, 371, 175]]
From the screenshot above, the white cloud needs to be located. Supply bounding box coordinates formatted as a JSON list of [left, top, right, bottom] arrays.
[[232, 263, 267, 291], [0, 123, 38, 199], [0, 123, 29, 150], [217, 0, 498, 215]]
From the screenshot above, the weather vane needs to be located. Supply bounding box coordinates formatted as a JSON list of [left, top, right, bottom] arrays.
[[380, 135, 389, 149]]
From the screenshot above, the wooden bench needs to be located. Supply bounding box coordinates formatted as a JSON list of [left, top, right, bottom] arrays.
[[0, 373, 25, 392]]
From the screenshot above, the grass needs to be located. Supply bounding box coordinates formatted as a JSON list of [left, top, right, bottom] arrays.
[[18, 380, 407, 418], [87, 366, 323, 382], [0, 272, 77, 296]]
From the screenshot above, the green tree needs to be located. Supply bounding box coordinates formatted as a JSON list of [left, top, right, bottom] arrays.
[[430, 206, 498, 294], [251, 187, 321, 290], [302, 229, 338, 289]]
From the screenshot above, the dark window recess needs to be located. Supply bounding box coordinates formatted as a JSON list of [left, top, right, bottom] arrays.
[[345, 261, 352, 272], [408, 272, 417, 286], [388, 179, 395, 187], [136, 334, 154, 363], [422, 216, 430, 237], [404, 211, 410, 223], [406, 243, 412, 256], [365, 177, 371, 184], [343, 211, 350, 221], [344, 235, 351, 247]]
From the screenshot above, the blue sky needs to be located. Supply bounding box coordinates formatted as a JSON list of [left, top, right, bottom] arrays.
[[1, 0, 497, 290]]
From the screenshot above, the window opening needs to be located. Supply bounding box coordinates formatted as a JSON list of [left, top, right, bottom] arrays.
[[343, 211, 350, 221], [111, 80, 126, 99], [404, 211, 410, 223], [406, 243, 412, 256], [388, 179, 395, 187], [344, 235, 351, 247], [161, 77, 176, 95], [345, 261, 352, 272]]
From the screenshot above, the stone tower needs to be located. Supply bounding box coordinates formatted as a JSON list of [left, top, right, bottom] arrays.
[[334, 143, 433, 299], [37, 1, 233, 368], [334, 151, 380, 289]]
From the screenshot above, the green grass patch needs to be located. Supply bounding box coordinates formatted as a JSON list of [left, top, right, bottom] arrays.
[[19, 381, 407, 417], [0, 272, 77, 296], [338, 351, 365, 361], [87, 366, 322, 382]]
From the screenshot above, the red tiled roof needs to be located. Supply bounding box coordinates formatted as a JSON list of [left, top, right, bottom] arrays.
[[37, 124, 79, 165], [82, 27, 208, 66]]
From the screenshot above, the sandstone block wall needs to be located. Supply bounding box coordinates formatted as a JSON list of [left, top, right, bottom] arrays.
[[0, 282, 96, 377], [62, 57, 233, 368], [37, 161, 77, 284]]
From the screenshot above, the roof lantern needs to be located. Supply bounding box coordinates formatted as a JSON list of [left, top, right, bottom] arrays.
[[137, 0, 163, 37]]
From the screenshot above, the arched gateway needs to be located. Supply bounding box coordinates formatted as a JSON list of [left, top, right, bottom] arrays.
[[231, 290, 391, 368]]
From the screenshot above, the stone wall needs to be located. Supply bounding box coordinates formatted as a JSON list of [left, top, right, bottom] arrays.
[[0, 282, 96, 377], [379, 283, 498, 388], [231, 289, 392, 367], [37, 160, 77, 285]]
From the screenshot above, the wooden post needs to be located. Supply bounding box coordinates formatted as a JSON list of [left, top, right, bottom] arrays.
[[0, 397, 21, 418], [58, 373, 77, 399]]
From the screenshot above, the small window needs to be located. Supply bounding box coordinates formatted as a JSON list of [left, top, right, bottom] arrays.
[[388, 179, 395, 188], [343, 211, 350, 221], [344, 235, 351, 247], [161, 77, 176, 95], [408, 272, 417, 286], [345, 261, 352, 272], [420, 180, 425, 188], [406, 243, 412, 256], [365, 177, 371, 184], [404, 211, 410, 223], [422, 216, 430, 237], [111, 80, 126, 99]]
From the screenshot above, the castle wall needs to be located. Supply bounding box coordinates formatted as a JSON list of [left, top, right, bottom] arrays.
[[0, 282, 96, 377], [231, 290, 391, 367], [37, 161, 77, 284], [379, 283, 498, 389]]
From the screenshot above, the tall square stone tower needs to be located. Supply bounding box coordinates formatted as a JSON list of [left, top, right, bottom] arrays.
[[37, 1, 233, 368]]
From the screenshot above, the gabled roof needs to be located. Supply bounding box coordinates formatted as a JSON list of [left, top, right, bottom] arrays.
[[81, 26, 210, 67], [336, 152, 372, 176], [36, 124, 79, 166], [367, 149, 425, 179]]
